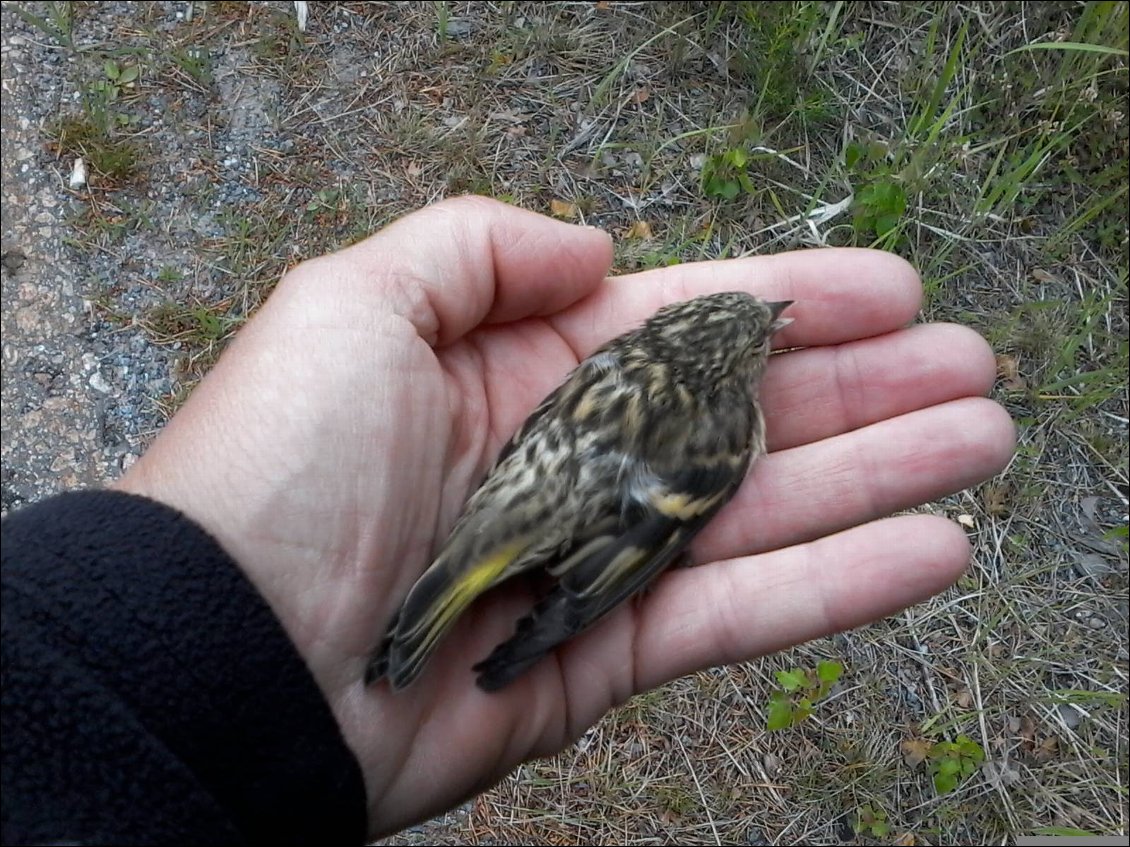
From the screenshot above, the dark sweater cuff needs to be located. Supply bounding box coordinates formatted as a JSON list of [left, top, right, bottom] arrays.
[[1, 489, 369, 845]]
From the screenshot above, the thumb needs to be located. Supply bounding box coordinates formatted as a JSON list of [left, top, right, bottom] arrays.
[[280, 195, 615, 347]]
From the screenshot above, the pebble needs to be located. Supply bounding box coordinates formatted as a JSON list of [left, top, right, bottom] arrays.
[[88, 371, 112, 394]]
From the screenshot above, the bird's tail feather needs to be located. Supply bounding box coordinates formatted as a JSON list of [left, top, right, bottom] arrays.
[[367, 537, 531, 690]]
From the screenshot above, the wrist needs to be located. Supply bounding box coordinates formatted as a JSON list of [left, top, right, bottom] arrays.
[[112, 442, 309, 663]]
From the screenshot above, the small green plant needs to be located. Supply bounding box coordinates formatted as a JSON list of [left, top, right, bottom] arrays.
[[766, 660, 843, 730], [638, 251, 683, 270], [1104, 524, 1129, 554], [90, 59, 140, 107], [51, 115, 141, 182], [50, 56, 145, 182], [12, 1, 76, 50], [928, 734, 985, 795], [156, 266, 184, 284], [145, 302, 232, 345], [853, 178, 906, 239], [701, 147, 755, 201], [654, 783, 696, 819], [844, 140, 907, 240], [853, 803, 890, 839], [82, 59, 142, 132], [169, 47, 214, 88], [300, 186, 375, 244], [434, 0, 450, 40], [719, 1, 832, 120]]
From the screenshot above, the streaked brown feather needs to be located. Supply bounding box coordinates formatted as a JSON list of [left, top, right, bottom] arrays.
[[365, 292, 792, 691]]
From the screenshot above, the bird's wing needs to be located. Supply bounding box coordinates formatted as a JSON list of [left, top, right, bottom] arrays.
[[472, 457, 746, 691], [367, 521, 540, 689], [368, 356, 629, 690]]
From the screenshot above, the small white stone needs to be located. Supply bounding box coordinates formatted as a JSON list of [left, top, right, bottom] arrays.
[[88, 371, 112, 393], [69, 158, 87, 189]]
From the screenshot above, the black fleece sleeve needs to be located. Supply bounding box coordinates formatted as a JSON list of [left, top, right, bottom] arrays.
[[1, 489, 369, 846]]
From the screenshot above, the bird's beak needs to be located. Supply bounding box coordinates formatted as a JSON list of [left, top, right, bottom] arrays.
[[767, 300, 793, 334]]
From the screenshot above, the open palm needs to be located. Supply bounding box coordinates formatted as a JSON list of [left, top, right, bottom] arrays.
[[116, 197, 1015, 838]]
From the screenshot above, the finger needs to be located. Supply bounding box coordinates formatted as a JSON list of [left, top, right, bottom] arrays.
[[285, 196, 614, 346], [634, 514, 971, 691], [472, 322, 995, 477], [550, 247, 922, 357], [696, 397, 1016, 562], [761, 322, 999, 452]]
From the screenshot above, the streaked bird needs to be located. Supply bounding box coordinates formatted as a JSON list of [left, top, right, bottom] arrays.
[[365, 291, 793, 692]]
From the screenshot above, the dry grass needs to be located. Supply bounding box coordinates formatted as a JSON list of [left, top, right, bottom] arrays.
[[11, 0, 1127, 843]]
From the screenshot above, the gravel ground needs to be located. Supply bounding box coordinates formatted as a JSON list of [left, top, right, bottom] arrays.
[[3, 16, 114, 510], [2, 2, 186, 512]]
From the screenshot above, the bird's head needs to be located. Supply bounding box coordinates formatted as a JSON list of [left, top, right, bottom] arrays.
[[641, 291, 793, 388]]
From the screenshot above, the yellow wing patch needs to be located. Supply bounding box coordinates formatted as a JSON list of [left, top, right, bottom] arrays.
[[414, 538, 529, 657], [653, 489, 727, 520], [452, 539, 529, 606]]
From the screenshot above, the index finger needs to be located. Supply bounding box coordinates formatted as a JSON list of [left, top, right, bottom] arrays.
[[548, 247, 923, 357]]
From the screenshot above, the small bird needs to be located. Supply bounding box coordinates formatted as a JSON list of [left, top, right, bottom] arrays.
[[365, 292, 793, 692]]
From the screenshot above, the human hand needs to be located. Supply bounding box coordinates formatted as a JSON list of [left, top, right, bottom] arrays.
[[114, 196, 1015, 837]]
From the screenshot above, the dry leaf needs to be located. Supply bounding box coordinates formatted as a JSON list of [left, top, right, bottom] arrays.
[[1075, 551, 1115, 579], [900, 737, 932, 767], [958, 514, 976, 529], [995, 353, 1027, 391], [762, 752, 780, 775], [549, 199, 579, 220], [418, 85, 447, 104], [984, 759, 1021, 788], [896, 834, 917, 846], [1031, 267, 1060, 283], [627, 220, 654, 240], [1057, 703, 1083, 730], [1079, 495, 1100, 523], [1035, 735, 1059, 762], [983, 482, 1011, 517]]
